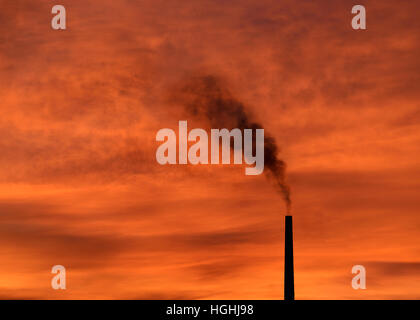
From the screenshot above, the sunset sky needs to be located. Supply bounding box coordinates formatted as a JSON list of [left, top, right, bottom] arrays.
[[0, 0, 419, 299]]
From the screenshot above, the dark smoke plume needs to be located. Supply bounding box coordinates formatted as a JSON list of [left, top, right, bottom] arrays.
[[172, 75, 291, 212]]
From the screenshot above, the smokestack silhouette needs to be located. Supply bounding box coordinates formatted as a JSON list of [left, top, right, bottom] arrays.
[[171, 75, 291, 211], [284, 215, 294, 300]]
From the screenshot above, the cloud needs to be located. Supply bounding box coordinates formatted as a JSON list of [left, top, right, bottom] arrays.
[[0, 0, 419, 299], [365, 261, 420, 278]]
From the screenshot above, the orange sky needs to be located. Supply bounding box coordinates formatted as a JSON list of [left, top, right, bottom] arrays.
[[0, 0, 419, 299]]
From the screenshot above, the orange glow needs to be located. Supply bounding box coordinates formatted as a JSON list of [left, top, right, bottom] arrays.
[[0, 0, 419, 299]]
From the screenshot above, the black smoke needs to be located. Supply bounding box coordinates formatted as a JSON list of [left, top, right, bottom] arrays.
[[172, 75, 291, 212]]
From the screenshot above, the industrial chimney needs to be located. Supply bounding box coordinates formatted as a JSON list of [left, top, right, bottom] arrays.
[[284, 215, 295, 300]]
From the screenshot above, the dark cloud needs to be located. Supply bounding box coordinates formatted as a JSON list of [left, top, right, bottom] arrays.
[[0, 125, 155, 183], [365, 261, 420, 278]]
